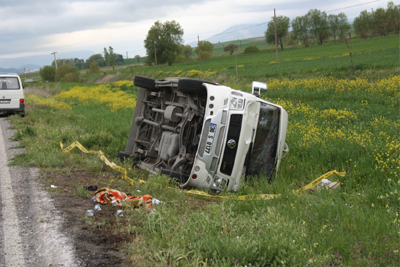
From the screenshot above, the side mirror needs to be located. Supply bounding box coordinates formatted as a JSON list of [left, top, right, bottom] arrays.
[[252, 81, 267, 96]]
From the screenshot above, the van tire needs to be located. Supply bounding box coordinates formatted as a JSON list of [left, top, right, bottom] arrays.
[[134, 76, 158, 91], [177, 79, 216, 94]]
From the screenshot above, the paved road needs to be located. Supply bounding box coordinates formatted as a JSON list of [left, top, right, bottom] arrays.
[[0, 117, 79, 267]]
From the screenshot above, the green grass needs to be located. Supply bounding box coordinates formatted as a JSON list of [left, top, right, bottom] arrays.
[[118, 34, 399, 81], [8, 34, 400, 266]]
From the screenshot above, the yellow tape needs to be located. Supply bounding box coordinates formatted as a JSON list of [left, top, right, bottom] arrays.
[[186, 170, 346, 199], [60, 141, 345, 200], [186, 190, 281, 200], [60, 141, 146, 186]]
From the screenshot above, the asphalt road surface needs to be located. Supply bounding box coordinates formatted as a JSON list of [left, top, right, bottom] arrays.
[[0, 116, 80, 267]]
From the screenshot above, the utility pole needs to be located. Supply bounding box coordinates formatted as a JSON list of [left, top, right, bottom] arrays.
[[274, 9, 279, 63], [126, 51, 128, 59], [154, 42, 157, 68], [51, 52, 58, 69], [235, 49, 238, 79], [198, 35, 202, 67]]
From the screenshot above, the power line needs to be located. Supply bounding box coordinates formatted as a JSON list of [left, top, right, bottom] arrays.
[[183, 21, 269, 44], [326, 0, 382, 12]]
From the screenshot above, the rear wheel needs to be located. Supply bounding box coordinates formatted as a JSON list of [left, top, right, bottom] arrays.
[[177, 79, 216, 94], [134, 76, 158, 91]]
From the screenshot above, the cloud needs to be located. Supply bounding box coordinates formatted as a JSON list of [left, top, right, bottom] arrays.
[[0, 0, 204, 57]]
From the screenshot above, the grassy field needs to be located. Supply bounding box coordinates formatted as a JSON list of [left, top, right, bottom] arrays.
[[8, 34, 400, 266], [62, 33, 398, 85]]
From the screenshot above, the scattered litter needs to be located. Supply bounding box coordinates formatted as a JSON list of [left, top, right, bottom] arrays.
[[116, 210, 124, 217], [84, 185, 98, 191], [318, 179, 332, 186], [310, 179, 341, 192], [50, 185, 57, 188], [111, 200, 118, 206], [91, 197, 96, 202], [86, 210, 94, 217], [94, 204, 101, 211], [297, 170, 345, 193], [152, 198, 165, 205], [136, 190, 141, 193], [93, 187, 153, 210], [327, 182, 340, 191]]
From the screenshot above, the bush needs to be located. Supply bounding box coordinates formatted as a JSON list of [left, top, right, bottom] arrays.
[[223, 44, 238, 55], [175, 55, 187, 63], [286, 37, 297, 47], [89, 61, 100, 74], [143, 57, 153, 66], [199, 51, 212, 60], [244, 45, 260, 54], [55, 65, 80, 82], [39, 66, 56, 82]]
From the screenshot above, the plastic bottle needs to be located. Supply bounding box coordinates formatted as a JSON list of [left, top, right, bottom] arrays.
[[116, 210, 124, 217]]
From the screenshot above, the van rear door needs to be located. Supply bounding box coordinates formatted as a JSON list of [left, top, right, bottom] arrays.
[[0, 76, 22, 109]]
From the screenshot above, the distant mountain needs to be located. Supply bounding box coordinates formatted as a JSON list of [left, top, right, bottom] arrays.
[[188, 23, 267, 46], [0, 50, 95, 70], [0, 64, 42, 74], [0, 67, 22, 74]]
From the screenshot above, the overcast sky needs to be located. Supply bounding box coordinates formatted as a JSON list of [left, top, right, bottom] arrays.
[[0, 0, 391, 60]]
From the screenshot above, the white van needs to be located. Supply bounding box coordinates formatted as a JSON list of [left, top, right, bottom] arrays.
[[119, 76, 288, 192], [0, 73, 25, 117]]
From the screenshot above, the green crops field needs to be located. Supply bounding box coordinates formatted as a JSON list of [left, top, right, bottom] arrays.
[[9, 34, 400, 266], [120, 34, 398, 81]]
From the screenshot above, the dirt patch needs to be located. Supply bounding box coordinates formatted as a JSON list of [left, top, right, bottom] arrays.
[[24, 86, 54, 97], [96, 75, 115, 84], [42, 170, 133, 267]]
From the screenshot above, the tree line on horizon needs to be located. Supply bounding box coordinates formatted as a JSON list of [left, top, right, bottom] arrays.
[[50, 47, 125, 71], [41, 46, 126, 82], [267, 1, 399, 50], [40, 1, 398, 81]]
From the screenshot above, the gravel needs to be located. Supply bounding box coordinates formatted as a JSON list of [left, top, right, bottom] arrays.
[[0, 117, 80, 266]]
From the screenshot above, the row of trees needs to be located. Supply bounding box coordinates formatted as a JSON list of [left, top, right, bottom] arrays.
[[42, 46, 126, 82], [265, 1, 398, 49], [51, 47, 124, 71], [265, 10, 351, 49], [40, 65, 81, 82], [354, 2, 399, 38]]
